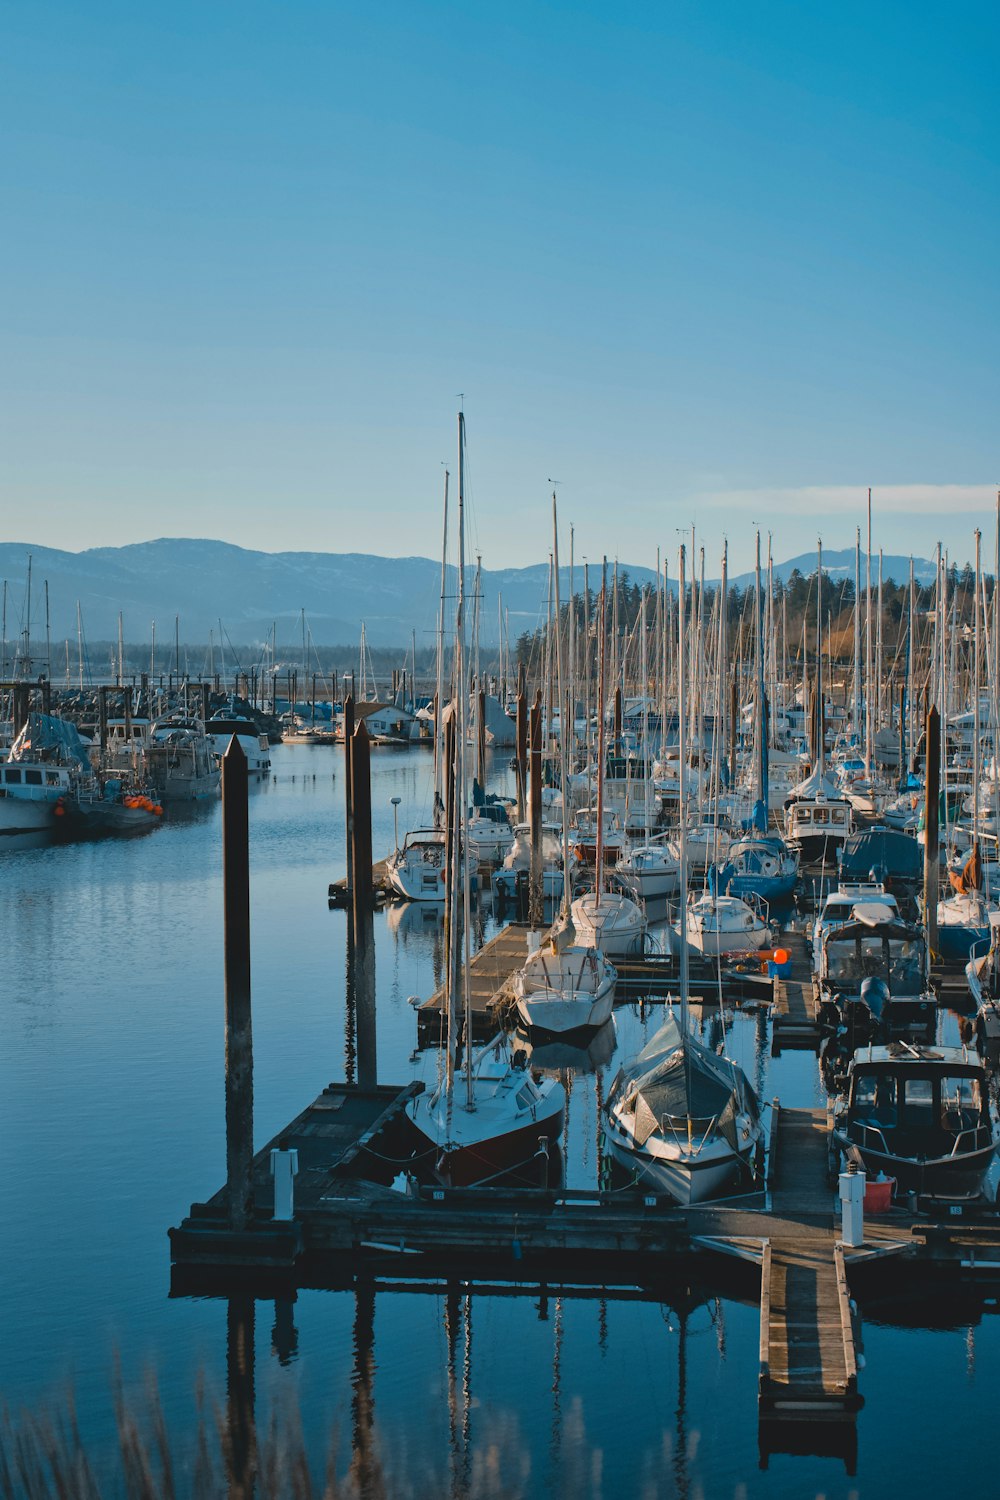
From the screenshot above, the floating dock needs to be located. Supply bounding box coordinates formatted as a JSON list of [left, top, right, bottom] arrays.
[[770, 930, 822, 1051]]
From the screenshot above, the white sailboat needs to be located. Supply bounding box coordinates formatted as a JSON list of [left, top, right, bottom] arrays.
[[572, 561, 646, 958], [407, 413, 565, 1183], [604, 539, 764, 1203]]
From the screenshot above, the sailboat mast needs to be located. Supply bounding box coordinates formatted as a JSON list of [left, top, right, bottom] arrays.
[[456, 411, 475, 1112], [434, 468, 450, 822], [77, 601, 84, 691], [677, 543, 689, 1034], [595, 561, 608, 899], [551, 493, 571, 919], [907, 558, 915, 775], [974, 528, 982, 858], [817, 540, 825, 776], [865, 489, 873, 777], [853, 530, 862, 745]]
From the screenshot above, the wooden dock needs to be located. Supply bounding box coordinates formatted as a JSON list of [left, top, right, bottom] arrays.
[[771, 930, 821, 1051], [758, 1107, 861, 1422], [417, 922, 535, 1041]]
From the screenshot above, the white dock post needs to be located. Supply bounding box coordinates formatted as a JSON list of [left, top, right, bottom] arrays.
[[839, 1160, 865, 1248], [270, 1148, 299, 1221]]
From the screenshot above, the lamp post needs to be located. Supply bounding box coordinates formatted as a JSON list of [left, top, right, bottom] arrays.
[[390, 795, 401, 853]]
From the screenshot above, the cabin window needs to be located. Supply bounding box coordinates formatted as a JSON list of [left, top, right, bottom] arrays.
[[853, 1073, 896, 1120], [798, 808, 812, 823], [24, 770, 42, 785], [45, 771, 60, 785], [5, 768, 21, 784], [833, 808, 847, 824], [902, 1077, 935, 1126], [814, 808, 829, 825], [941, 1076, 981, 1131]]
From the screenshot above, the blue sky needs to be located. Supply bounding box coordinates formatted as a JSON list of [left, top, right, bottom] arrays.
[[1, 1, 997, 574]]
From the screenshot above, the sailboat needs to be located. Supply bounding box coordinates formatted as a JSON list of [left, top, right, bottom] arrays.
[[572, 562, 646, 958], [938, 529, 999, 961], [513, 494, 618, 1037], [784, 541, 852, 861], [406, 413, 565, 1184], [603, 540, 764, 1204]]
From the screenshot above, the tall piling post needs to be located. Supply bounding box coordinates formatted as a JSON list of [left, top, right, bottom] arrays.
[[350, 719, 377, 1089], [529, 691, 543, 931], [343, 694, 355, 893], [614, 685, 623, 757], [924, 706, 940, 958], [477, 685, 487, 793], [222, 737, 254, 1231]]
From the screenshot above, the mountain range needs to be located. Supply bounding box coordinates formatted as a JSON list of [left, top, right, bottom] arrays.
[[0, 539, 940, 651]]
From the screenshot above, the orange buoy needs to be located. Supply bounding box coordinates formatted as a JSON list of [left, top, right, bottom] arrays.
[[773, 948, 790, 966]]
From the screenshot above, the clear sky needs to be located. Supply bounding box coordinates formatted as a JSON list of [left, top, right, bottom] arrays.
[[1, 1, 996, 575]]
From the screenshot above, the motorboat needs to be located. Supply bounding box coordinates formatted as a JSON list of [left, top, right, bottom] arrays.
[[816, 904, 936, 1044], [831, 1043, 999, 1200], [492, 821, 568, 901], [812, 882, 900, 971], [603, 1014, 763, 1203], [205, 710, 272, 773], [784, 767, 852, 862], [386, 827, 450, 901]]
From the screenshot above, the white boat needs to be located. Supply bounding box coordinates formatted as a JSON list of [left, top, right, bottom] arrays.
[[673, 821, 731, 874], [812, 882, 899, 971], [386, 827, 450, 901], [603, 1014, 763, 1203], [615, 841, 680, 901], [684, 893, 768, 956], [571, 889, 646, 957], [513, 938, 617, 1034], [205, 711, 272, 773], [406, 412, 565, 1184], [493, 821, 569, 900], [465, 807, 515, 864], [408, 1035, 565, 1185]]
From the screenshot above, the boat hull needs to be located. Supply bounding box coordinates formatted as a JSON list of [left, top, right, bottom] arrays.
[[515, 985, 615, 1036], [603, 1125, 754, 1204], [832, 1130, 996, 1200], [408, 1090, 565, 1187]]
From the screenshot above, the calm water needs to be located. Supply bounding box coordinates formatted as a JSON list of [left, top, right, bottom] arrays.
[[1, 743, 997, 1496]]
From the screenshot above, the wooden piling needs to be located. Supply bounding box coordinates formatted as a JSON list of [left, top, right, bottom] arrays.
[[477, 685, 487, 791], [343, 694, 355, 892], [924, 706, 940, 956], [350, 719, 377, 1090], [614, 685, 623, 756], [222, 737, 254, 1231]]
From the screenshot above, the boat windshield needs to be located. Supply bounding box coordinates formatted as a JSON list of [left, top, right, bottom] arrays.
[[825, 936, 924, 992], [851, 1070, 983, 1133]]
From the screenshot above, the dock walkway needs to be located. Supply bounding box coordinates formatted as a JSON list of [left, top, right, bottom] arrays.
[[771, 930, 821, 1052], [758, 1107, 861, 1422]]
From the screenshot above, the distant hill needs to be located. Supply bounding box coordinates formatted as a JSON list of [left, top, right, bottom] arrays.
[[0, 538, 937, 651], [728, 548, 937, 592]]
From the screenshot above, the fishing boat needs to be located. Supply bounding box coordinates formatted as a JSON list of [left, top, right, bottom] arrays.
[[812, 882, 900, 971], [831, 1043, 999, 1200], [146, 716, 220, 801]]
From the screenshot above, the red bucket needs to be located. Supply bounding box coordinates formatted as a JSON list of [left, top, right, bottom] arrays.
[[864, 1179, 894, 1212]]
